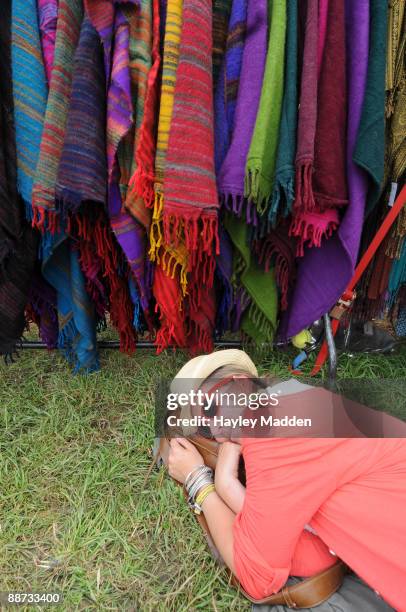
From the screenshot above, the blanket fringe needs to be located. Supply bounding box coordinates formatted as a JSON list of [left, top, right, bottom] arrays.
[[289, 213, 338, 257], [246, 300, 275, 343], [163, 210, 219, 290], [149, 189, 164, 261], [71, 211, 137, 354], [294, 159, 315, 212], [269, 170, 295, 226], [32, 206, 61, 235], [219, 192, 258, 226], [244, 164, 272, 214]]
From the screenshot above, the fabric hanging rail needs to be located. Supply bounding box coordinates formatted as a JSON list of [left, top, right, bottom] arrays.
[[0, 0, 404, 373]]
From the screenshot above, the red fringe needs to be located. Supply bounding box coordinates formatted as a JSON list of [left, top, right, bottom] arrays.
[[70, 210, 137, 354], [289, 214, 338, 257], [32, 207, 61, 234], [294, 160, 315, 212]]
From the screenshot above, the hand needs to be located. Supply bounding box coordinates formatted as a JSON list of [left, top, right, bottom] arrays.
[[168, 438, 204, 484], [215, 441, 242, 490]]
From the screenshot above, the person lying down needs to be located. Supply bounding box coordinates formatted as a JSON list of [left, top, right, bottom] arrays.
[[162, 349, 406, 612]]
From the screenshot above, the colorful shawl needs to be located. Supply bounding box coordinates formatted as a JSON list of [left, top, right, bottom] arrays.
[[85, 0, 150, 311], [162, 0, 220, 292], [280, 0, 370, 340], [0, 1, 39, 356], [119, 0, 154, 228], [268, 0, 298, 225], [38, 0, 58, 85], [244, 0, 287, 214], [217, 0, 267, 221], [55, 16, 107, 215], [290, 0, 318, 219], [353, 0, 389, 216], [290, 0, 348, 256], [128, 0, 162, 216], [32, 0, 84, 232], [34, 0, 100, 372], [214, 0, 247, 174], [149, 0, 188, 351], [11, 0, 48, 221]]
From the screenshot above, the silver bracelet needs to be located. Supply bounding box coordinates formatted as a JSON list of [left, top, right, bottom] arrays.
[[185, 467, 213, 497], [185, 465, 208, 491]]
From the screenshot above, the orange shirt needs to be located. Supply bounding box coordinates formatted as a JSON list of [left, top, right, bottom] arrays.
[[233, 438, 406, 611]]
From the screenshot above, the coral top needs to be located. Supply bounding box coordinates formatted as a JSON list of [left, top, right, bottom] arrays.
[[233, 438, 406, 611]]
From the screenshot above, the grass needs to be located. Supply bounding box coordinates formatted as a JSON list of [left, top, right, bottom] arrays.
[[1, 335, 406, 611]]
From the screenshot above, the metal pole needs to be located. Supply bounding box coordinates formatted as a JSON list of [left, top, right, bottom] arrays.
[[19, 339, 243, 350]]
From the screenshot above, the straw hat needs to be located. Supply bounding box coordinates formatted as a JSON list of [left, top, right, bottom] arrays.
[[172, 349, 258, 384], [169, 350, 258, 435]]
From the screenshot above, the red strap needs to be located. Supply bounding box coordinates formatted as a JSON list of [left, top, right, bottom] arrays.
[[310, 184, 406, 376]]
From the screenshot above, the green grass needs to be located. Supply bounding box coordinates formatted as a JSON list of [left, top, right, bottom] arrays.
[[1, 338, 406, 611]]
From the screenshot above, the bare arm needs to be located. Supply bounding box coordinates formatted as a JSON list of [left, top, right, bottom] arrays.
[[214, 441, 246, 514], [199, 491, 237, 573]]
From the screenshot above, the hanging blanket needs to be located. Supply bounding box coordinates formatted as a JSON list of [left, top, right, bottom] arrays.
[[290, 0, 348, 257], [217, 0, 267, 223], [38, 0, 58, 85], [33, 0, 100, 372], [85, 0, 150, 314], [214, 0, 247, 174], [0, 1, 39, 356], [268, 0, 298, 225], [244, 0, 287, 215], [213, 0, 247, 336], [353, 0, 389, 216], [55, 16, 107, 216], [12, 0, 48, 222], [32, 0, 85, 232], [279, 0, 370, 340], [119, 0, 154, 230], [148, 0, 188, 351], [54, 13, 137, 352], [162, 0, 220, 293], [128, 0, 162, 215]]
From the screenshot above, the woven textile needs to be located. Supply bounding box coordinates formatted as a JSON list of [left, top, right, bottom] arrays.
[[244, 0, 287, 214], [217, 0, 267, 222], [55, 15, 107, 214], [32, 0, 84, 232], [0, 0, 39, 356], [214, 0, 247, 174], [162, 0, 220, 292], [290, 0, 348, 257], [353, 0, 389, 215], [38, 0, 58, 85], [11, 0, 48, 221], [268, 0, 298, 225], [280, 0, 370, 340], [128, 0, 162, 217]]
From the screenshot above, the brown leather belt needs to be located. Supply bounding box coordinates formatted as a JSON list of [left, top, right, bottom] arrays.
[[158, 432, 348, 608]]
